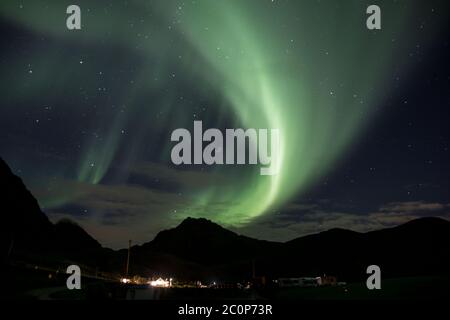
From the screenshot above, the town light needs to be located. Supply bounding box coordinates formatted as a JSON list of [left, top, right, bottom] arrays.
[[121, 278, 130, 284], [149, 278, 170, 287]]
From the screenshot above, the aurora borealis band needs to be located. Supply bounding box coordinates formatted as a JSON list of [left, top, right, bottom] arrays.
[[1, 1, 450, 248]]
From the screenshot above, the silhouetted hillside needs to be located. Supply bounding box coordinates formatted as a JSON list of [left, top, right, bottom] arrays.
[[126, 216, 449, 281], [1, 157, 449, 282], [141, 217, 280, 264], [0, 158, 105, 266], [122, 217, 280, 280], [54, 219, 101, 250], [274, 217, 450, 280], [0, 158, 54, 255]]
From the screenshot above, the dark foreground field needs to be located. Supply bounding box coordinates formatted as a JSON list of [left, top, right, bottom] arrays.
[[4, 264, 449, 300], [264, 276, 450, 300]]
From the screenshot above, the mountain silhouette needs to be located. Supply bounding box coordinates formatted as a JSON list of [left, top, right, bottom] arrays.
[[124, 216, 449, 281], [0, 158, 104, 266], [1, 157, 449, 282], [54, 219, 101, 250], [122, 217, 282, 280], [277, 217, 450, 280], [0, 158, 54, 255], [140, 217, 280, 264]]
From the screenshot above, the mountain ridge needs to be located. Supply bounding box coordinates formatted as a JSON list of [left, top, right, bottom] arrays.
[[1, 157, 449, 281]]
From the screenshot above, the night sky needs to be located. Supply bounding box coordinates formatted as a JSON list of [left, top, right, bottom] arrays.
[[1, 0, 449, 249]]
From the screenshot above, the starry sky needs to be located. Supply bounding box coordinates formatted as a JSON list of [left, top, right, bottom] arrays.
[[1, 0, 449, 249]]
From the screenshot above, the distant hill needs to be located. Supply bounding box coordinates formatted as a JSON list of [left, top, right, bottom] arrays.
[[273, 216, 450, 280], [1, 157, 449, 282]]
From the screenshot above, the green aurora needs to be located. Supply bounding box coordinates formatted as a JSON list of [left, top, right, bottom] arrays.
[[0, 0, 447, 232]]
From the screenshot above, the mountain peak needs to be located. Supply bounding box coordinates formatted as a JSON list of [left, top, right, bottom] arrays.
[[179, 216, 212, 225], [177, 217, 227, 231], [141, 217, 264, 264], [400, 216, 449, 227], [153, 217, 238, 244]]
